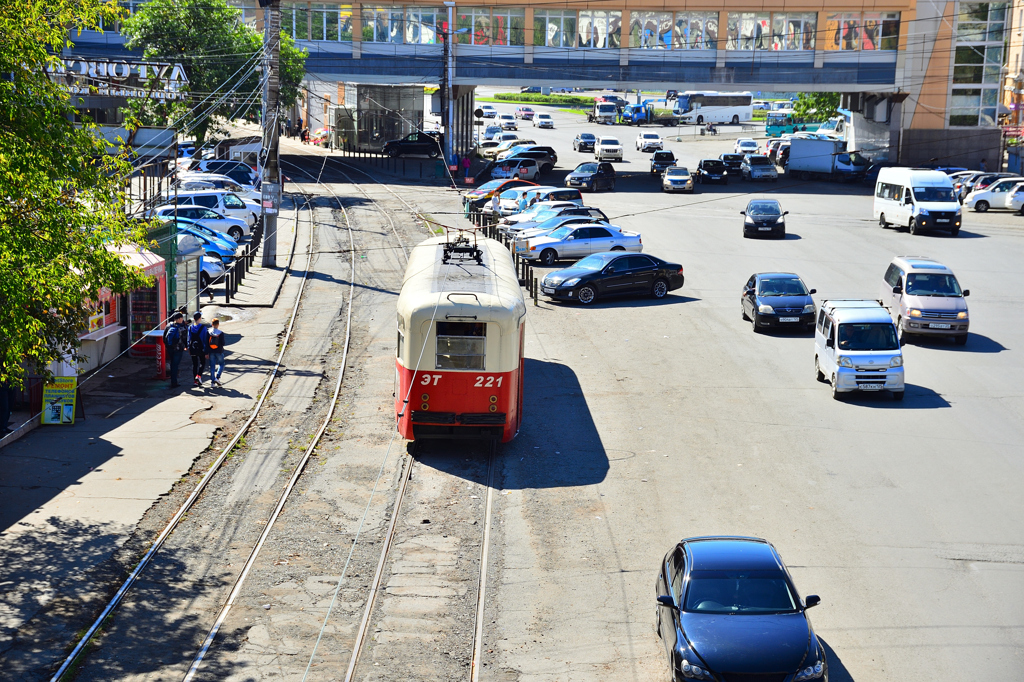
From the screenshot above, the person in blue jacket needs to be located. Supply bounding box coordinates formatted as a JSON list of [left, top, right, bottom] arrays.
[[186, 312, 209, 387]]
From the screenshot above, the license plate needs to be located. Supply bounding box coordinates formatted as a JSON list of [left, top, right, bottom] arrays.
[[860, 383, 885, 390], [569, 180, 580, 185], [779, 317, 799, 322], [542, 287, 555, 295], [930, 323, 951, 329], [758, 227, 772, 231], [936, 219, 949, 223]]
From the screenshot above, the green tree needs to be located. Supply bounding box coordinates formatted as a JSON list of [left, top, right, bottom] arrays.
[[122, 0, 307, 146], [0, 0, 150, 389], [793, 92, 840, 122]]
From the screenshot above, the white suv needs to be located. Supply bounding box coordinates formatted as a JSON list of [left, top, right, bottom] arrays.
[[594, 136, 623, 161]]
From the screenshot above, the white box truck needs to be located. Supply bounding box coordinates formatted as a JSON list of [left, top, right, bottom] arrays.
[[786, 138, 868, 181], [587, 101, 618, 125]]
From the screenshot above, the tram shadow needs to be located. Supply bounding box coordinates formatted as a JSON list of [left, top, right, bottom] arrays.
[[413, 359, 608, 489]]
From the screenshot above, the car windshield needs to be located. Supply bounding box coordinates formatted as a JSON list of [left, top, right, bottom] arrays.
[[722, 154, 743, 162], [548, 227, 573, 240], [500, 114, 513, 119], [499, 189, 524, 200], [601, 138, 620, 145], [837, 323, 900, 351], [580, 133, 596, 140], [905, 273, 963, 296], [536, 215, 573, 229], [654, 152, 674, 160], [747, 201, 781, 216], [538, 114, 551, 119], [703, 160, 724, 170], [573, 253, 618, 271], [666, 168, 689, 176], [740, 141, 757, 148], [575, 163, 598, 173], [913, 187, 956, 202], [478, 180, 504, 191], [643, 134, 659, 139], [758, 277, 807, 296], [748, 156, 771, 165], [684, 572, 799, 614]]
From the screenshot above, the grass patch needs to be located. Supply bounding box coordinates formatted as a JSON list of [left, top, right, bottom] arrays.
[[558, 108, 588, 115], [481, 92, 597, 106]]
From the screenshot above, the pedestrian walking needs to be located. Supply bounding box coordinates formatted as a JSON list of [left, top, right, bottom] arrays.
[[979, 158, 987, 172], [207, 318, 227, 387], [186, 311, 209, 387], [163, 312, 187, 388]]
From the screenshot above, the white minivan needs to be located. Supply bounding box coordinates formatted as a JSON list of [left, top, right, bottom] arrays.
[[814, 300, 905, 401], [874, 167, 962, 236]]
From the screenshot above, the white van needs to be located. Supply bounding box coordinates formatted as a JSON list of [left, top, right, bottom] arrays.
[[814, 300, 905, 401], [160, 190, 259, 227], [874, 167, 962, 236]]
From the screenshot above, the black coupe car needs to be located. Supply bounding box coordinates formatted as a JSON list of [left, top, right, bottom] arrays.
[[741, 199, 788, 238], [540, 252, 683, 304], [741, 272, 817, 333], [656, 537, 827, 682]]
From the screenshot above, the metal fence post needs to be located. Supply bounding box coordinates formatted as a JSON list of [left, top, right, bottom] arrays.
[[532, 277, 538, 306]]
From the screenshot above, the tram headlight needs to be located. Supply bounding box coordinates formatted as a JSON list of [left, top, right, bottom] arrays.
[[562, 277, 580, 287]]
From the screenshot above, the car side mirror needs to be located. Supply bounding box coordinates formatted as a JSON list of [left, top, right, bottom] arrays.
[[963, 289, 970, 297], [892, 285, 903, 295], [740, 211, 746, 215], [809, 288, 817, 295], [826, 338, 835, 348], [566, 236, 574, 240], [783, 211, 790, 215], [804, 595, 821, 609], [605, 266, 616, 273], [657, 595, 678, 609]]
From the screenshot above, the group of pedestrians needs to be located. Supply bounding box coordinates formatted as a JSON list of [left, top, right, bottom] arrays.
[[163, 311, 227, 388]]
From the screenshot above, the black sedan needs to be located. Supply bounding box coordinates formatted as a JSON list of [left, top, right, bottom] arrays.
[[741, 272, 816, 333], [573, 133, 597, 152], [381, 131, 443, 158], [719, 153, 744, 176], [540, 252, 683, 304], [565, 162, 616, 191], [695, 159, 728, 184], [741, 199, 787, 238], [656, 537, 827, 682]]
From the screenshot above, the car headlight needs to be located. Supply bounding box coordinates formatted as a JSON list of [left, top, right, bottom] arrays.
[[908, 309, 922, 318], [758, 304, 774, 314], [956, 207, 963, 215], [802, 304, 815, 314], [957, 311, 968, 319], [794, 661, 825, 681], [890, 355, 903, 367], [776, 216, 786, 224], [918, 208, 929, 216], [839, 356, 853, 368], [562, 277, 580, 287], [680, 659, 713, 680], [745, 216, 755, 224]]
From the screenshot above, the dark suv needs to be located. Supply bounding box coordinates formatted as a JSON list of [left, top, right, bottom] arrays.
[[719, 153, 744, 176], [650, 150, 676, 175], [565, 161, 616, 191], [696, 158, 728, 184], [573, 133, 597, 152], [382, 131, 443, 158]]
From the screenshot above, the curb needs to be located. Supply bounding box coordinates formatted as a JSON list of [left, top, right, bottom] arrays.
[[0, 412, 41, 451]]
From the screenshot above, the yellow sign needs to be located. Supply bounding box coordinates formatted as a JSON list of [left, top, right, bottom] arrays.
[[42, 377, 78, 425]]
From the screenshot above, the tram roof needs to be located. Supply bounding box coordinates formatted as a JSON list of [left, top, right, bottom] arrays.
[[398, 235, 527, 332]]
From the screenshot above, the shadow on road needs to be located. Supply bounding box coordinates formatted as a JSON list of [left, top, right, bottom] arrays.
[[820, 638, 855, 682], [841, 384, 950, 409]]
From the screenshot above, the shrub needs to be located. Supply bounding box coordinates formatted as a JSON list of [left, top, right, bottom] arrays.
[[492, 92, 595, 106]]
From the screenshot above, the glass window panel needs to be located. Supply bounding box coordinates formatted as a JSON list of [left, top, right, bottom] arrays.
[[952, 89, 982, 107], [982, 88, 999, 105], [474, 9, 492, 45], [959, 3, 988, 22], [841, 14, 860, 50], [950, 113, 980, 126], [954, 65, 984, 83], [631, 12, 671, 48], [492, 8, 525, 46], [956, 45, 985, 63], [771, 14, 785, 50], [987, 22, 1005, 40], [727, 13, 740, 49], [388, 9, 403, 42], [980, 107, 997, 125], [986, 46, 1003, 63], [880, 14, 899, 50], [957, 23, 987, 42], [862, 13, 880, 50], [733, 13, 770, 50], [983, 65, 1002, 83], [989, 3, 1008, 22], [405, 8, 437, 44]]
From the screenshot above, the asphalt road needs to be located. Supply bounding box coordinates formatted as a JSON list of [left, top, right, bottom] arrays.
[[468, 100, 1024, 681]]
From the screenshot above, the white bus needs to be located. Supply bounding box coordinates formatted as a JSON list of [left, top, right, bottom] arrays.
[[676, 91, 754, 125]]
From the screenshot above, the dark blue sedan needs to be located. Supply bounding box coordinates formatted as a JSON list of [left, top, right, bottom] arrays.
[[655, 537, 827, 682], [741, 273, 816, 333]]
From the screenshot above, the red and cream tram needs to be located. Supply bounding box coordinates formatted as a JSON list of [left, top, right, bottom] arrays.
[[396, 231, 527, 443]]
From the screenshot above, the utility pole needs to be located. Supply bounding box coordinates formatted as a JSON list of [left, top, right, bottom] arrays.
[[443, 1, 455, 167], [260, 0, 281, 267]]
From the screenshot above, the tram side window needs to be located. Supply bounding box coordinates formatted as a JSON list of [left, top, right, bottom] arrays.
[[397, 330, 404, 358], [436, 321, 486, 370]]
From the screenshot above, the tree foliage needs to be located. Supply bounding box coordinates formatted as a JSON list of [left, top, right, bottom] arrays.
[[0, 0, 150, 389], [793, 92, 840, 122], [122, 0, 307, 146]]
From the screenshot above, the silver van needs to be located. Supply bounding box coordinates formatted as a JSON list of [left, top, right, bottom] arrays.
[[814, 300, 905, 401], [880, 256, 970, 345], [161, 190, 259, 227]]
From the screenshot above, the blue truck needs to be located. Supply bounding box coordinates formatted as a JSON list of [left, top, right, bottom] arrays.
[[619, 100, 680, 126]]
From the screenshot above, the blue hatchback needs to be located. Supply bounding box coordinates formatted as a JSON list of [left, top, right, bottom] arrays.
[[742, 272, 817, 333], [655, 537, 827, 682]]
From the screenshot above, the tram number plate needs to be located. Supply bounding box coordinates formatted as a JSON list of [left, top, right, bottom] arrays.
[[860, 383, 884, 390], [930, 323, 951, 329], [542, 286, 555, 294], [779, 317, 799, 322], [474, 375, 503, 388]]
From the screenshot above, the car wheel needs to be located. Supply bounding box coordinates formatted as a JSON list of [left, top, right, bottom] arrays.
[[609, 180, 616, 191], [955, 333, 968, 346], [228, 226, 244, 242], [697, 115, 704, 124], [250, 212, 259, 227], [388, 148, 399, 157], [815, 356, 825, 382], [975, 200, 989, 212], [611, 246, 626, 251], [909, 217, 919, 235], [879, 213, 889, 228], [896, 317, 908, 345], [950, 226, 960, 236], [732, 115, 739, 124], [541, 164, 553, 174], [577, 285, 597, 304], [651, 278, 668, 299], [428, 148, 439, 158], [200, 273, 210, 289], [751, 313, 761, 333], [540, 249, 557, 266], [831, 374, 842, 400]]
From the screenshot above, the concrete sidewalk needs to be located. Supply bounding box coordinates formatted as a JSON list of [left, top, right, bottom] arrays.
[[0, 203, 308, 660]]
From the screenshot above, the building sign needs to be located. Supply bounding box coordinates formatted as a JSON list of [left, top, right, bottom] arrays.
[[49, 59, 188, 100], [41, 377, 78, 425]]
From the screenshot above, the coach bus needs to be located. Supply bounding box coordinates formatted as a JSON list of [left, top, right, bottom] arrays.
[[675, 91, 754, 125]]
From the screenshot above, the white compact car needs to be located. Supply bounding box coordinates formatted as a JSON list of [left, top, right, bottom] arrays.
[[594, 136, 623, 161], [734, 138, 759, 155], [635, 132, 664, 152], [533, 113, 554, 128], [480, 104, 497, 118], [964, 176, 1024, 212], [499, 113, 518, 130], [490, 157, 541, 181], [519, 222, 642, 265]]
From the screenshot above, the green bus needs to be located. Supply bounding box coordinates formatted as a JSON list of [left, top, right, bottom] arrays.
[[765, 110, 822, 137]]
